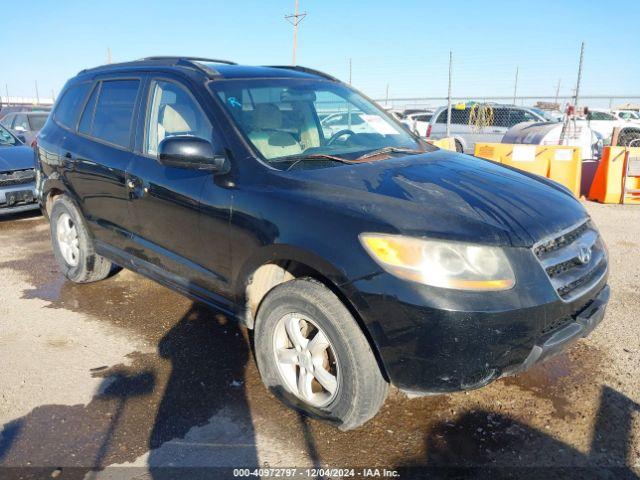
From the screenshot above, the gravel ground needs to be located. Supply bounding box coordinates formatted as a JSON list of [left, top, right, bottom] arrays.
[[0, 202, 638, 479]]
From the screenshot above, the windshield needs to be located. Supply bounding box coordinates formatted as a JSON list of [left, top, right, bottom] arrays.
[[211, 79, 427, 169], [530, 108, 559, 122], [0, 124, 18, 146], [28, 114, 48, 131]]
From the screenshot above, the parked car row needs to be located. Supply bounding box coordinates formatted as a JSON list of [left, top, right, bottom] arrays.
[[0, 123, 39, 215], [425, 103, 552, 153], [0, 111, 49, 146]]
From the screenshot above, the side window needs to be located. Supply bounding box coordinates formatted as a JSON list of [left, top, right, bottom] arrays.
[[90, 80, 140, 148], [491, 108, 509, 127], [450, 108, 470, 124], [54, 83, 91, 129], [14, 114, 29, 131], [145, 80, 213, 156], [78, 84, 100, 135], [0, 114, 14, 128], [589, 111, 615, 121]]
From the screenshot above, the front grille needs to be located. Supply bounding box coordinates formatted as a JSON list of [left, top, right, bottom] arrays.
[[0, 169, 36, 187], [540, 297, 595, 335], [534, 221, 607, 302]]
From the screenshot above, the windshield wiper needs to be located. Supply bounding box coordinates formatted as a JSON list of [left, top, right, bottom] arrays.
[[355, 147, 425, 161], [277, 153, 353, 171]]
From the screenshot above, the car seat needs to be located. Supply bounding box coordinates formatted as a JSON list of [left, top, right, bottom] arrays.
[[248, 103, 303, 159]]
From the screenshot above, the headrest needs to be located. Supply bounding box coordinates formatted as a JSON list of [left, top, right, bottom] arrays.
[[253, 103, 282, 130]]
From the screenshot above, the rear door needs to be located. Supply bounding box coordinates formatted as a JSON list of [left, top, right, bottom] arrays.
[[126, 76, 232, 299], [68, 77, 142, 249]]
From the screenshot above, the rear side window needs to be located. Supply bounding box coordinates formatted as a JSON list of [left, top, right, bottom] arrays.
[[54, 83, 91, 128], [88, 80, 140, 148], [436, 108, 470, 125]]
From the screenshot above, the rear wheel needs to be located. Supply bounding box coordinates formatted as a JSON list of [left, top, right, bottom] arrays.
[[254, 278, 388, 430], [454, 139, 463, 153], [50, 196, 116, 283]]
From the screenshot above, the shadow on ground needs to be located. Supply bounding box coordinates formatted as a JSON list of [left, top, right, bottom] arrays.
[[393, 385, 640, 479], [0, 302, 258, 478]]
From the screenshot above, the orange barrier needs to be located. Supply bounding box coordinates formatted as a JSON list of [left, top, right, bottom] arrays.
[[588, 147, 640, 204], [546, 146, 583, 197], [473, 143, 516, 164], [474, 143, 582, 196], [430, 137, 456, 151]]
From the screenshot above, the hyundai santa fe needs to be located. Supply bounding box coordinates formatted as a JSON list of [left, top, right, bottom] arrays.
[[35, 57, 610, 430]]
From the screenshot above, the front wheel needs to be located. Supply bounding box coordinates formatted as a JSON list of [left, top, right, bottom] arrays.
[[254, 278, 388, 430]]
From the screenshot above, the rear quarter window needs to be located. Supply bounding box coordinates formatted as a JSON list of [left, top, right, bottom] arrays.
[[54, 83, 92, 129]]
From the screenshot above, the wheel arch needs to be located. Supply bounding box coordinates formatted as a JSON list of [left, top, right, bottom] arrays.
[[237, 245, 389, 381]]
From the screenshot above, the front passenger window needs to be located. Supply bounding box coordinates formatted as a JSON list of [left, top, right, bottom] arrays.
[[146, 80, 213, 156]]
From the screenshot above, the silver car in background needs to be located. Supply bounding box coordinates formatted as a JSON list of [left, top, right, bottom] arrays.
[[426, 104, 554, 153]]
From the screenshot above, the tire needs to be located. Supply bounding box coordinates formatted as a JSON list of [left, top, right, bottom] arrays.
[[454, 139, 463, 153], [254, 278, 388, 430], [49, 195, 116, 283]]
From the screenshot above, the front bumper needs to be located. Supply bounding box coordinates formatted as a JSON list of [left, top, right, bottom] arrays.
[[346, 256, 609, 394], [0, 182, 39, 216], [505, 284, 609, 376]]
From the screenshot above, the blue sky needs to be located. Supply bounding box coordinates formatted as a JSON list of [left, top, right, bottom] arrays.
[[2, 0, 639, 104]]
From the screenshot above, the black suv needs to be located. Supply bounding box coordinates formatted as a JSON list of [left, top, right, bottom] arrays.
[[36, 57, 610, 430]]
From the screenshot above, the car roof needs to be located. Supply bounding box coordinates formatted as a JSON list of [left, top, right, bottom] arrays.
[[75, 57, 339, 83]]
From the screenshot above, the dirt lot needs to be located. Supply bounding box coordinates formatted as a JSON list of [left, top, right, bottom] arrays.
[[0, 202, 638, 479]]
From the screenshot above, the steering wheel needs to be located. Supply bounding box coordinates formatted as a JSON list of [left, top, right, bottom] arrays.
[[327, 129, 356, 146]]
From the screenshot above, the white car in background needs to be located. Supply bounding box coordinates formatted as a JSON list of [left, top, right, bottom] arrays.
[[320, 112, 371, 137], [401, 111, 434, 137], [612, 110, 640, 124], [582, 109, 629, 141]]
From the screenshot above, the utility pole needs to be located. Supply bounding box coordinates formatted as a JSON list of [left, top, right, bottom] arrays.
[[4, 84, 8, 105], [35, 80, 40, 105], [555, 78, 561, 105], [446, 51, 453, 137], [385, 83, 389, 107], [348, 58, 352, 85], [51, 89, 56, 102], [285, 0, 306, 65], [574, 42, 585, 108], [512, 67, 519, 105], [107, 47, 112, 64]]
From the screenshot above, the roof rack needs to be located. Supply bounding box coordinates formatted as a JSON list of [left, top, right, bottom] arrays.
[[140, 56, 237, 77], [79, 56, 237, 78], [266, 65, 340, 82]]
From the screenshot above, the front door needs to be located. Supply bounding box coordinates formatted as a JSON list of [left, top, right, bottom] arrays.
[[126, 78, 232, 301]]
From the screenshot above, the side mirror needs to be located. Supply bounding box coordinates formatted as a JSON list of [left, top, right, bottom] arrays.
[[158, 136, 229, 173]]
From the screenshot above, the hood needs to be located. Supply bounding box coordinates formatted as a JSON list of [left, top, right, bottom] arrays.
[[291, 150, 587, 247], [0, 145, 35, 172]]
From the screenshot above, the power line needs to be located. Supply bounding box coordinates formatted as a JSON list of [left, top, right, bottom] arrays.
[[285, 0, 306, 65]]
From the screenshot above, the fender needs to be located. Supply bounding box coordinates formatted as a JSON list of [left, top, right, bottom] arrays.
[[232, 242, 356, 303]]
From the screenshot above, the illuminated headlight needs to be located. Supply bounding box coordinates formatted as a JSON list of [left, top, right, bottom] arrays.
[[359, 233, 515, 291]]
